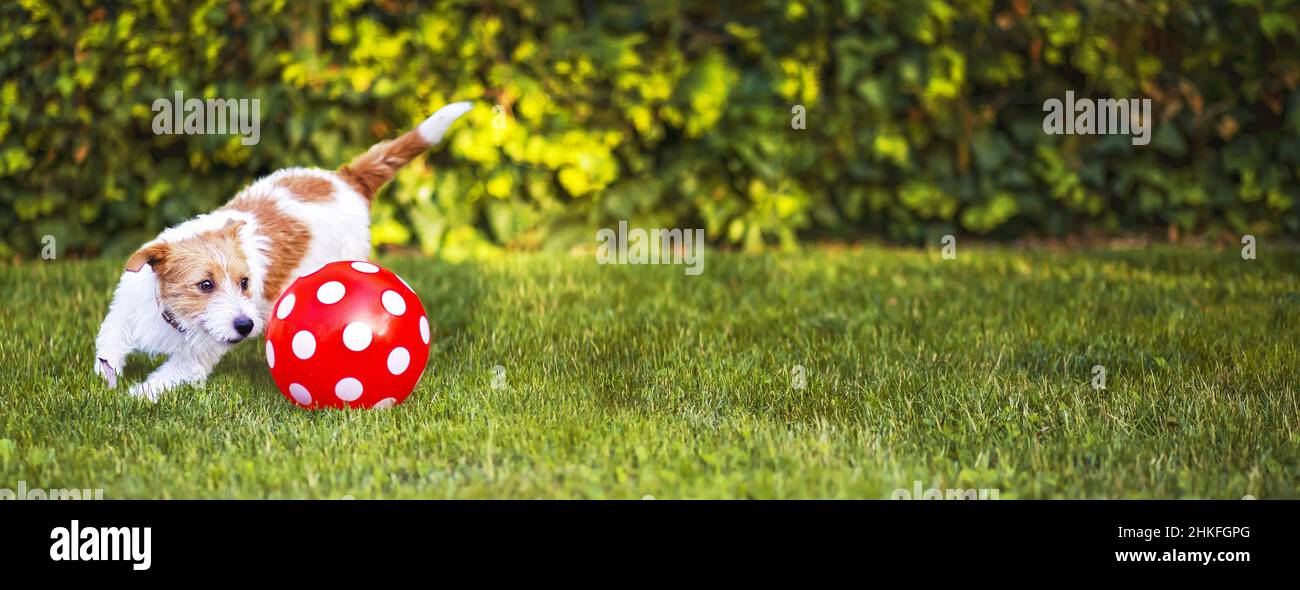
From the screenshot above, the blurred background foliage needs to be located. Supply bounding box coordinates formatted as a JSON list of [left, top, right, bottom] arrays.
[[3, 0, 1300, 260]]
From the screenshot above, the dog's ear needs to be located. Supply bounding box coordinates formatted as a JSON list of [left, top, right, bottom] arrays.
[[222, 218, 246, 235], [125, 243, 170, 273]]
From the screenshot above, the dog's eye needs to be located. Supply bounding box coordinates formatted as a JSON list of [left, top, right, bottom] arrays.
[[197, 280, 214, 293], [240, 277, 249, 291]]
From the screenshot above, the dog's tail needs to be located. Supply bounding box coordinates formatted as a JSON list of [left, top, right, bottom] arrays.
[[337, 101, 473, 200]]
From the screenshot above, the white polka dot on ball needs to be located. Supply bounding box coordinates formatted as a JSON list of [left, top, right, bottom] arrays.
[[373, 397, 398, 409], [351, 261, 379, 274], [289, 383, 312, 405], [317, 281, 346, 304], [265, 340, 275, 368], [342, 321, 373, 351], [276, 294, 296, 319], [292, 330, 316, 359], [381, 290, 406, 316], [419, 316, 430, 344], [334, 377, 363, 402], [387, 347, 410, 375]]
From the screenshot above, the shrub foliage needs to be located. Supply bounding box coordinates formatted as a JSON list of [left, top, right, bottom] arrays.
[[3, 0, 1299, 259]]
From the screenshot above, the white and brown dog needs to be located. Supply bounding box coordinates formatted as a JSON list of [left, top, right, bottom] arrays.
[[94, 102, 471, 400]]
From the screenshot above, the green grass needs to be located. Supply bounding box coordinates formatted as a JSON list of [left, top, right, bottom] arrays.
[[1, 245, 1297, 498]]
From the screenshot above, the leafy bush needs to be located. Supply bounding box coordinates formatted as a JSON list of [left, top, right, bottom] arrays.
[[3, 0, 1299, 260]]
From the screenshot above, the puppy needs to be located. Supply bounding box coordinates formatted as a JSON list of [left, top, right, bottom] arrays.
[[94, 102, 471, 400]]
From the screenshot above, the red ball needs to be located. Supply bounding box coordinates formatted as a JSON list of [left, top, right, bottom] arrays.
[[264, 261, 431, 409]]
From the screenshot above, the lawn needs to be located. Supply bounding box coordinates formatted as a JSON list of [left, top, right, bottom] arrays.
[[0, 245, 1296, 499]]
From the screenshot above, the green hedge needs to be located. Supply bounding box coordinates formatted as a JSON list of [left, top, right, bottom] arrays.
[[3, 0, 1300, 260]]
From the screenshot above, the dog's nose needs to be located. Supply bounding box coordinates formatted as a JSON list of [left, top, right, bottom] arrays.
[[233, 316, 254, 337]]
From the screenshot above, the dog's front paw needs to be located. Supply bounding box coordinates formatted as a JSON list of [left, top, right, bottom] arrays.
[[94, 357, 121, 389], [127, 381, 161, 403]]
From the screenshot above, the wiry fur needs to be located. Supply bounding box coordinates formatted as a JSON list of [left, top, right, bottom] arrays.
[[95, 102, 471, 400]]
